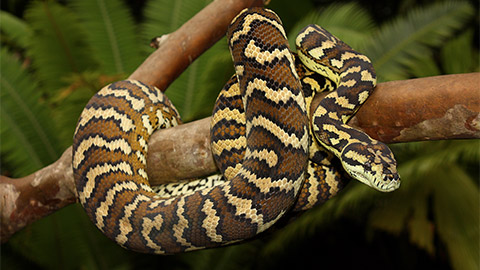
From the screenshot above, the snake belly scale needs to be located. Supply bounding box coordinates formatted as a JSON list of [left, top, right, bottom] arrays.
[[73, 8, 308, 254]]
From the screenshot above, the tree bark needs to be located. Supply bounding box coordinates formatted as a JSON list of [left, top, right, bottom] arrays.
[[1, 0, 479, 243]]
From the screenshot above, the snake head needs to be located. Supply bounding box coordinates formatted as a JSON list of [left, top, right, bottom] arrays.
[[341, 142, 400, 192]]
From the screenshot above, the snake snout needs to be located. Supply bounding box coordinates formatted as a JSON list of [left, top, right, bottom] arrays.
[[378, 170, 401, 192]]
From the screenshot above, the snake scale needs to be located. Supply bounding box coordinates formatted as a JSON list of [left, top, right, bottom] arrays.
[[73, 8, 400, 254]]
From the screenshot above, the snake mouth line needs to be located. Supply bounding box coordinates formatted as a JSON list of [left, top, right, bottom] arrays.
[[371, 177, 401, 192]]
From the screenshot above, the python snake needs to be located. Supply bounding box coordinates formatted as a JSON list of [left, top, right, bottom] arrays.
[[73, 8, 399, 254]]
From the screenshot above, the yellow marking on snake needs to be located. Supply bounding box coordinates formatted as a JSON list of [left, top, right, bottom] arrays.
[[81, 162, 133, 204], [142, 214, 164, 253], [116, 195, 151, 245], [95, 181, 140, 229], [211, 137, 246, 154], [229, 13, 286, 45], [246, 78, 304, 105], [245, 148, 278, 167], [98, 88, 146, 111], [244, 40, 298, 79], [76, 107, 134, 132], [73, 136, 132, 169], [210, 107, 245, 126], [202, 199, 223, 242], [249, 115, 308, 149]]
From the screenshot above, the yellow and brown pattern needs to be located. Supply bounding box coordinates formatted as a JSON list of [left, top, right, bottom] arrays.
[[73, 8, 308, 254], [296, 25, 400, 191], [73, 7, 401, 255]]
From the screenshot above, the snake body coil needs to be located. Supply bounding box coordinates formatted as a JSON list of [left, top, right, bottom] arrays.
[[73, 8, 400, 254], [296, 25, 399, 190], [73, 8, 308, 254]]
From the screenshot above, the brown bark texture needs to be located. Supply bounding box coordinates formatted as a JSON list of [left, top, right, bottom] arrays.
[[1, 0, 479, 244]]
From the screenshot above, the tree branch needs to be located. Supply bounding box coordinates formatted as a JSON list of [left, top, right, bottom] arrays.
[[128, 0, 266, 89], [1, 0, 479, 243]]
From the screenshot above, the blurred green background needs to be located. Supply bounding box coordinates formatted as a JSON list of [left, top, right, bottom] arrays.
[[1, 0, 478, 269]]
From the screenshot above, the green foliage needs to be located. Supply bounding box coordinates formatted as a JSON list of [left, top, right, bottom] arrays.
[[0, 48, 62, 176], [371, 141, 479, 270], [363, 1, 475, 81], [441, 29, 479, 74], [1, 0, 478, 269], [70, 0, 143, 75], [24, 1, 97, 91], [0, 11, 32, 50], [7, 205, 131, 270]]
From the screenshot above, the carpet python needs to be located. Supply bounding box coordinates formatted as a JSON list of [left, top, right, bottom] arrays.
[[72, 7, 400, 255]]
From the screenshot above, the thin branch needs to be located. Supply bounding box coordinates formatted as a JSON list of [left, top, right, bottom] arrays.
[[128, 0, 266, 90], [1, 0, 479, 243]]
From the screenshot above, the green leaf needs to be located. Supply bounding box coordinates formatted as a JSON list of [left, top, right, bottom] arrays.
[[8, 204, 131, 270], [0, 11, 32, 50], [141, 0, 210, 46], [441, 29, 479, 74], [0, 48, 61, 176], [370, 140, 479, 261], [407, 54, 441, 78], [408, 194, 435, 255], [364, 1, 474, 81], [395, 140, 480, 178], [189, 44, 234, 118], [288, 3, 376, 51], [71, 0, 143, 75], [24, 1, 96, 91], [433, 165, 479, 270]]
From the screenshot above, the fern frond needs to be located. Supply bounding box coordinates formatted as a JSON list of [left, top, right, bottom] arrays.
[[406, 54, 441, 78], [0, 48, 61, 177], [368, 167, 435, 254], [141, 0, 209, 46], [170, 40, 231, 121], [441, 28, 479, 74], [433, 165, 479, 270], [70, 0, 143, 75], [396, 140, 479, 179], [8, 204, 130, 269], [24, 1, 96, 91], [0, 11, 32, 50], [288, 3, 376, 51], [364, 1, 474, 81]]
